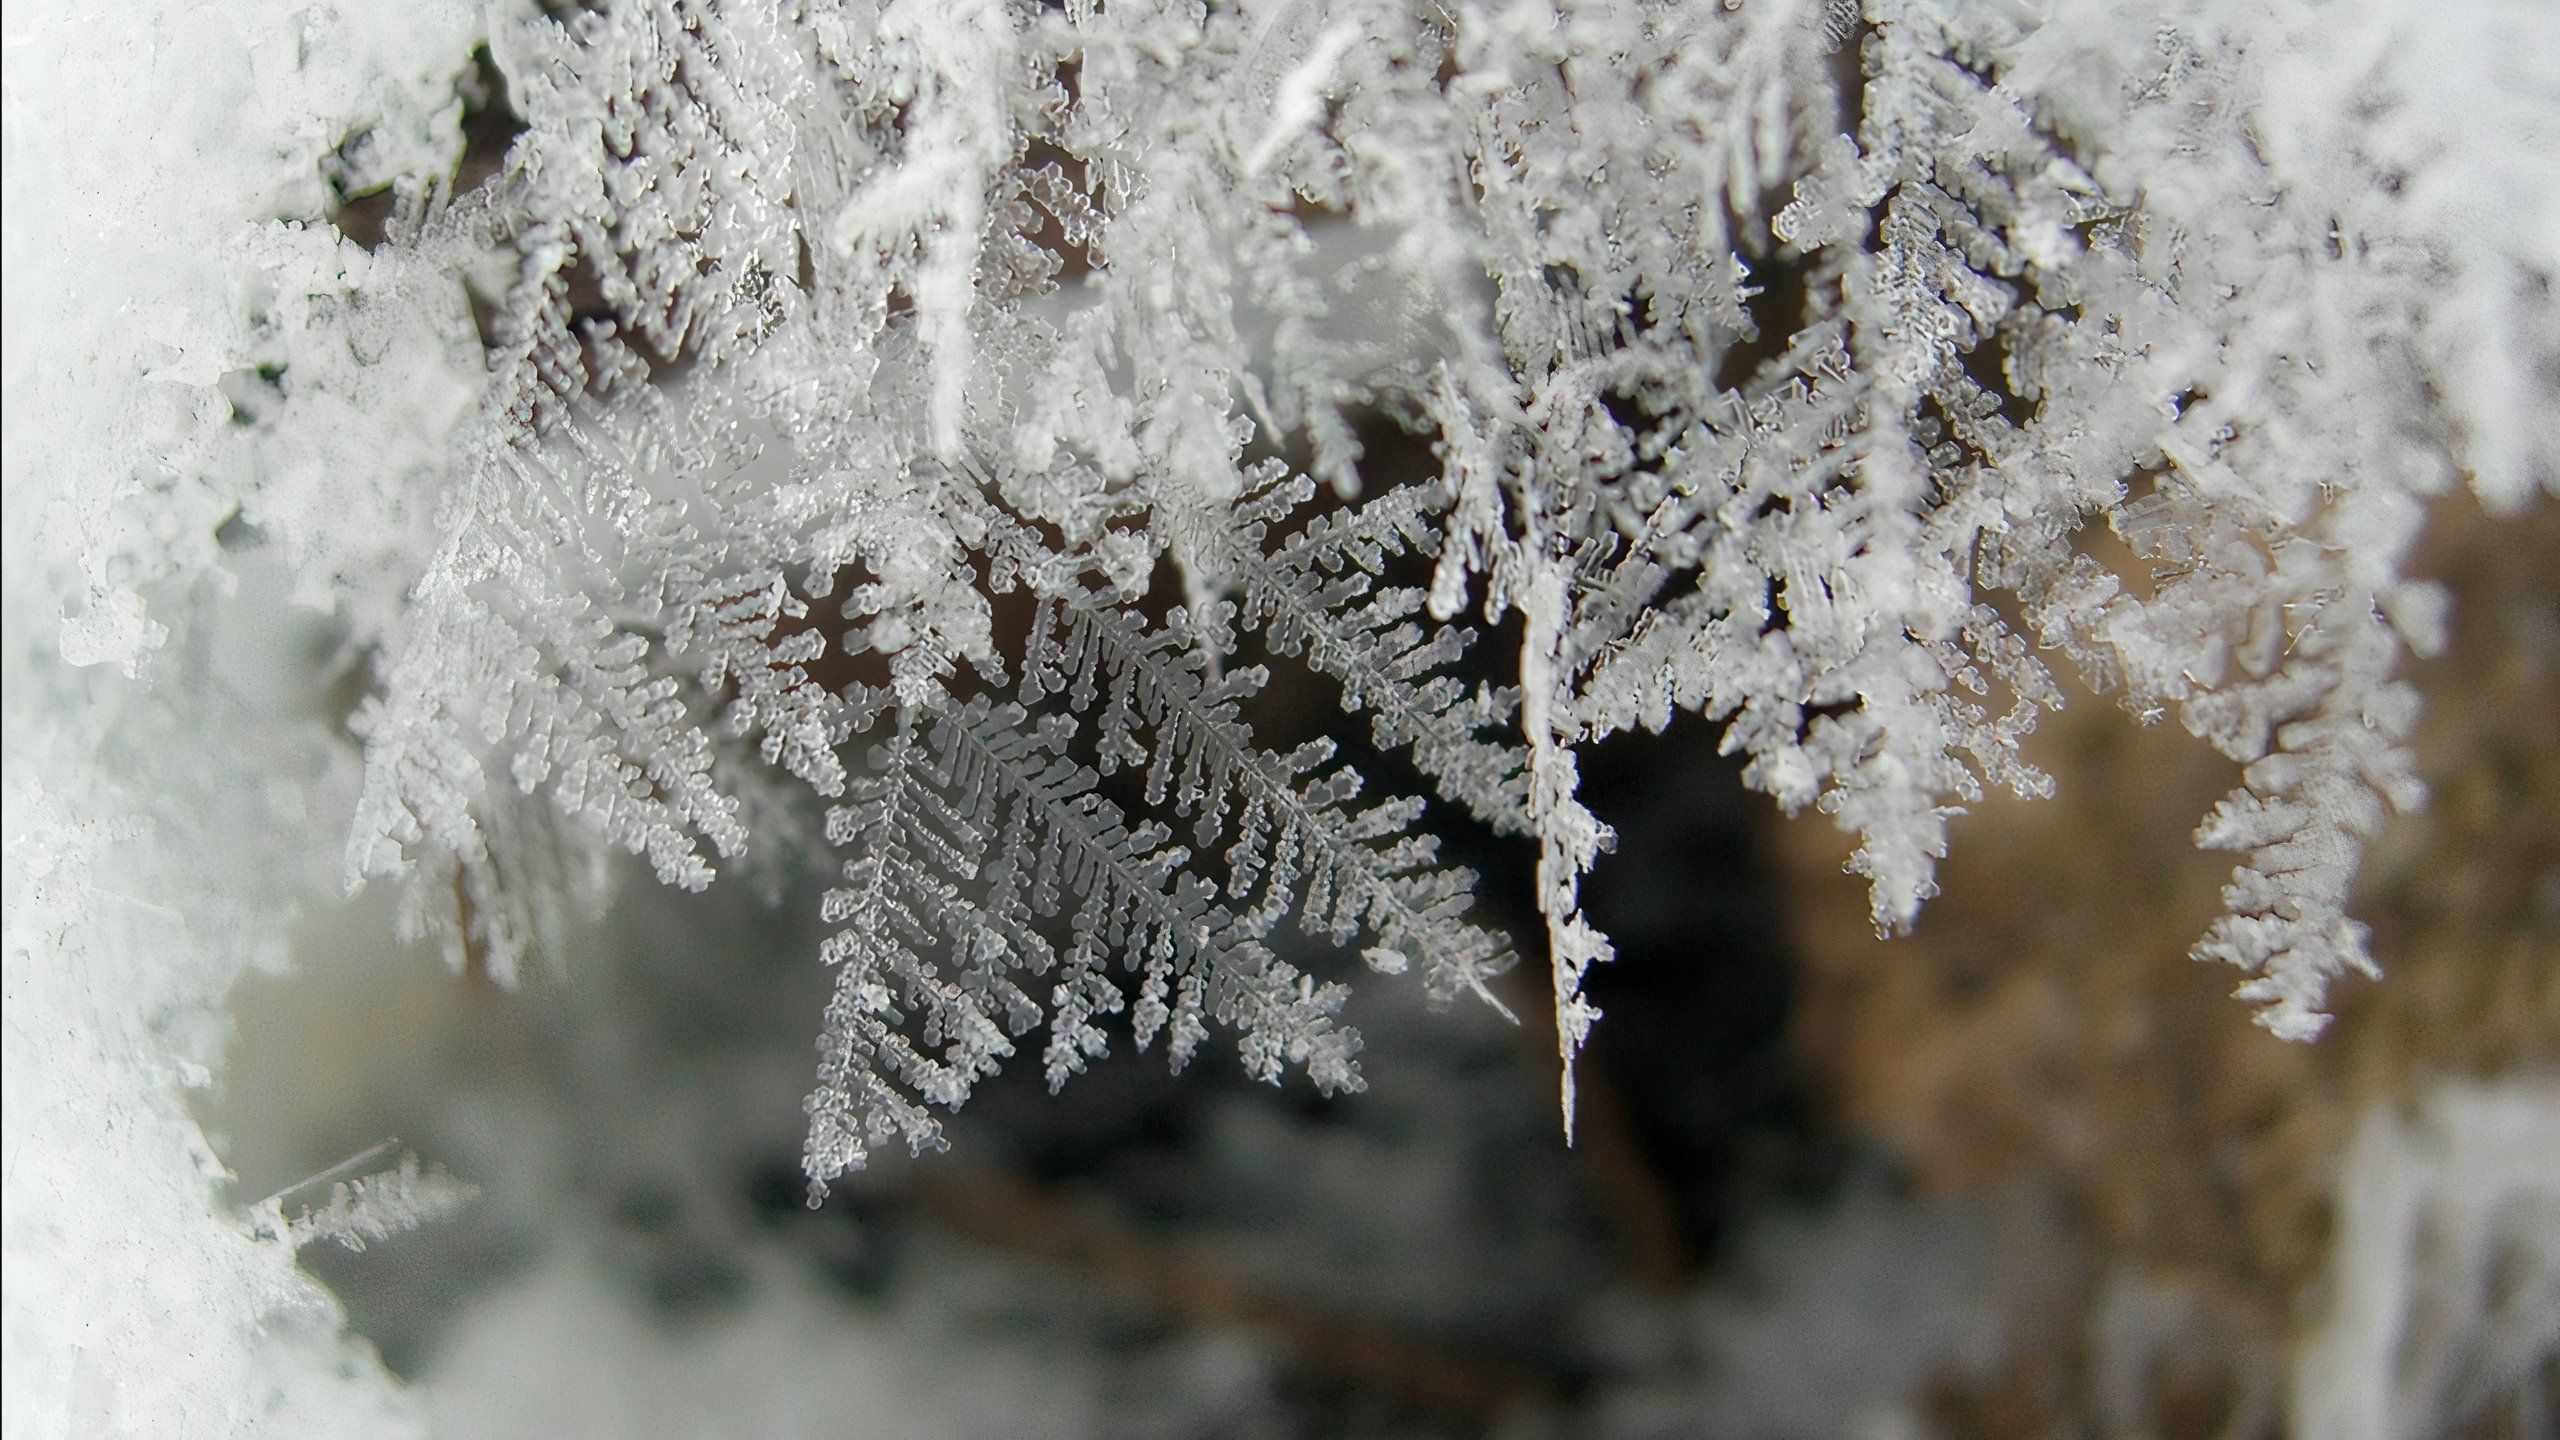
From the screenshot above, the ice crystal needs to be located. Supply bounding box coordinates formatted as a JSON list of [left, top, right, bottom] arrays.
[[21, 0, 2552, 1200]]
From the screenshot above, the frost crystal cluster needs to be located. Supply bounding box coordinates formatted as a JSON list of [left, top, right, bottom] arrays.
[[18, 0, 2560, 1208]]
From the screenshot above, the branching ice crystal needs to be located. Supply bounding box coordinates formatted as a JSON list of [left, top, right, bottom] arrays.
[[82, 0, 2545, 1193]]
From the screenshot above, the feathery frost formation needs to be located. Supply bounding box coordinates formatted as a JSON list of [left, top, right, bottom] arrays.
[[36, 0, 2552, 1199], [255, 1150, 481, 1255]]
